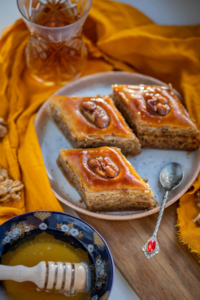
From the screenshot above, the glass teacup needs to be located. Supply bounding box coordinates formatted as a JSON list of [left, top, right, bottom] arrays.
[[17, 0, 92, 85]]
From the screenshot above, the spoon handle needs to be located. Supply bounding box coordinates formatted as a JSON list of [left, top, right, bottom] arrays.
[[142, 190, 169, 258], [153, 190, 169, 238]]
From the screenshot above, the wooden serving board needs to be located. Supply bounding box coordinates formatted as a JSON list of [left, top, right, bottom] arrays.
[[79, 202, 200, 300]]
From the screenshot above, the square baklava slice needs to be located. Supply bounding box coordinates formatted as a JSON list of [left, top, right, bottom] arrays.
[[112, 85, 199, 150], [49, 95, 140, 156], [57, 147, 156, 212]]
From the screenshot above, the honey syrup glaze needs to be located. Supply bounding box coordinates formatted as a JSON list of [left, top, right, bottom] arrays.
[[50, 95, 134, 138], [62, 147, 151, 193], [113, 85, 197, 129], [2, 233, 91, 300]]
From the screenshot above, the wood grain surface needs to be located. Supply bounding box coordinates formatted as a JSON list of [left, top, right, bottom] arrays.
[[79, 202, 200, 300]]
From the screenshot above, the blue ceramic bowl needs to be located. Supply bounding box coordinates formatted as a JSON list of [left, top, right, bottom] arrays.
[[0, 211, 114, 300]]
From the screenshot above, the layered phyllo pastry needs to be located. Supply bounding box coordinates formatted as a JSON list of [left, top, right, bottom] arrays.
[[49, 95, 141, 156], [112, 84, 199, 150], [57, 147, 156, 212]]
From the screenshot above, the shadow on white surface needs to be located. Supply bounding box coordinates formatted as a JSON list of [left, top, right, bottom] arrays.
[[0, 288, 10, 300], [110, 268, 140, 300]]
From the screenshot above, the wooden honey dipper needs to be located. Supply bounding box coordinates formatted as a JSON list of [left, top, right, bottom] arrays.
[[0, 261, 91, 294]]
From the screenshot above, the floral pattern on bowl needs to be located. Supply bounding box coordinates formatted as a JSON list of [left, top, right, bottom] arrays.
[[2, 222, 36, 245], [0, 211, 114, 300]]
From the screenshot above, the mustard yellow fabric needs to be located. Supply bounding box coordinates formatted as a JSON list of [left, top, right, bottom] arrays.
[[0, 0, 200, 255]]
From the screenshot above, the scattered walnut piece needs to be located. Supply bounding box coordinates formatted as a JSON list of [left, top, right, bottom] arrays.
[[193, 213, 200, 226], [88, 156, 119, 178], [195, 189, 200, 207], [144, 93, 170, 116], [0, 166, 9, 182], [81, 100, 110, 128], [193, 190, 200, 226], [168, 83, 173, 91], [143, 178, 148, 183], [0, 118, 7, 138], [0, 167, 24, 203]]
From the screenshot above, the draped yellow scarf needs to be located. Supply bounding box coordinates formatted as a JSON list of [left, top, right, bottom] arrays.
[[0, 0, 200, 256]]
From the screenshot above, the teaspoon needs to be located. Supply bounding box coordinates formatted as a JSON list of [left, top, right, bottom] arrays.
[[142, 162, 184, 258]]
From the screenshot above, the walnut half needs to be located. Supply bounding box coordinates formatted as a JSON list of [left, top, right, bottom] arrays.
[[88, 156, 119, 178], [81, 101, 110, 128], [0, 166, 9, 182], [0, 118, 7, 138], [144, 93, 170, 116], [0, 167, 24, 203]]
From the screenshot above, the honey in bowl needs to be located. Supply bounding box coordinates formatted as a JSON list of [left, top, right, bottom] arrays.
[[1, 232, 91, 300]]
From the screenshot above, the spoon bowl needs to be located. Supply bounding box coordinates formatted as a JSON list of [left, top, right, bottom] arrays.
[[160, 162, 184, 191]]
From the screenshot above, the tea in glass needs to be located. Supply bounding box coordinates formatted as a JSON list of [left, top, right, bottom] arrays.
[[17, 0, 92, 85]]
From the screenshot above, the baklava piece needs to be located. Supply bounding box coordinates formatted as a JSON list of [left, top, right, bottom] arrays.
[[49, 95, 140, 156], [112, 84, 199, 150], [57, 147, 156, 212]]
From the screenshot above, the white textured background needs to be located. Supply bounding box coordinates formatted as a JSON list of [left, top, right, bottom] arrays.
[[1, 0, 200, 29]]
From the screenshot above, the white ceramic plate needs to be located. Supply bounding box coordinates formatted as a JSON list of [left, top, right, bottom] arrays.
[[34, 71, 200, 220]]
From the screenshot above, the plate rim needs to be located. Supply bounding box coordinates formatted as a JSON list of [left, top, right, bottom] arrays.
[[34, 71, 200, 221]]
